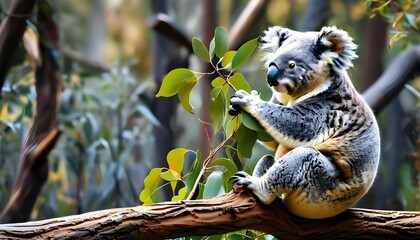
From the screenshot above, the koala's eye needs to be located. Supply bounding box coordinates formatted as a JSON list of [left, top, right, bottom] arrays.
[[288, 61, 296, 69]]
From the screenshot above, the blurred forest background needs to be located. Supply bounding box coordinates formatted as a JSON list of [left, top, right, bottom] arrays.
[[0, 0, 419, 224]]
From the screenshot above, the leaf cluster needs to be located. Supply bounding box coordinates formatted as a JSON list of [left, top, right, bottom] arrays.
[[366, 0, 420, 47], [140, 27, 271, 207]]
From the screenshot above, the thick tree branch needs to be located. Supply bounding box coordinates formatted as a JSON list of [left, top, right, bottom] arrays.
[[229, 0, 267, 50], [363, 45, 420, 113], [0, 185, 418, 239], [149, 13, 192, 52]]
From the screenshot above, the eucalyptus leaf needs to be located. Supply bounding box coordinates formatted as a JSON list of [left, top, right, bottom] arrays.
[[178, 80, 197, 113], [229, 73, 251, 93], [210, 87, 226, 133], [156, 68, 197, 97], [192, 37, 210, 62], [241, 111, 265, 131], [167, 148, 189, 175], [203, 171, 225, 199], [172, 186, 188, 201], [234, 123, 257, 158], [139, 168, 163, 204], [221, 50, 236, 68], [232, 38, 258, 71], [214, 27, 229, 58]]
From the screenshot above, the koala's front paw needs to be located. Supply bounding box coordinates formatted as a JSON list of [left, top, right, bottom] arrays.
[[229, 90, 260, 116]]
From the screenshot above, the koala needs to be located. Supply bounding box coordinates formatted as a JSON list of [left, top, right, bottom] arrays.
[[229, 26, 380, 219]]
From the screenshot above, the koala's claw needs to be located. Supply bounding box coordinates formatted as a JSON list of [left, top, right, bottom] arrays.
[[228, 105, 241, 116], [230, 171, 252, 186]]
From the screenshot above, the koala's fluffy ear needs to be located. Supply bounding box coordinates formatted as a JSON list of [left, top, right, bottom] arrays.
[[259, 26, 290, 66], [315, 26, 358, 72]]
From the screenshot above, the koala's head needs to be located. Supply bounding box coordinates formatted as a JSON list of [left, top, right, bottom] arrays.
[[259, 26, 357, 97]]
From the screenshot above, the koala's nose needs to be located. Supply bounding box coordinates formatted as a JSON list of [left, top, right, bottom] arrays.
[[267, 64, 279, 87]]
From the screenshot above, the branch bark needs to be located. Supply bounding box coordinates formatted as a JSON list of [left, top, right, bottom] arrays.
[[362, 45, 420, 113], [0, 185, 418, 239]]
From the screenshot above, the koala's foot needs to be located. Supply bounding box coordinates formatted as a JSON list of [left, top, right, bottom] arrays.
[[231, 171, 277, 205]]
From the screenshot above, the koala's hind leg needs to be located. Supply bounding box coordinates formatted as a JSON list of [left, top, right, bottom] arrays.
[[232, 146, 350, 218], [253, 154, 276, 177]]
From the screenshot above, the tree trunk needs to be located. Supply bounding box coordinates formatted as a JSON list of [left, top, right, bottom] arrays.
[[0, 0, 36, 96], [0, 2, 62, 224], [0, 185, 418, 239]]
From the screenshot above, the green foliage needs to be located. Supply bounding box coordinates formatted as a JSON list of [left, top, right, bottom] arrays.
[[140, 27, 261, 206], [366, 0, 420, 47]]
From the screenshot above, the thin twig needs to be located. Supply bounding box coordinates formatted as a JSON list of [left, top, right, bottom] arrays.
[[186, 121, 239, 200]]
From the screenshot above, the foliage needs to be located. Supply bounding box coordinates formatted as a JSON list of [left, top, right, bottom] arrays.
[[366, 0, 420, 47], [52, 65, 157, 212], [140, 27, 262, 207]]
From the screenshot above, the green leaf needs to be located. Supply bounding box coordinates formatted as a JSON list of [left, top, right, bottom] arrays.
[[229, 73, 251, 93], [234, 124, 257, 158], [160, 169, 180, 181], [160, 169, 180, 192], [211, 77, 229, 94], [156, 68, 197, 97], [178, 80, 198, 112], [211, 158, 238, 177], [140, 168, 163, 204], [211, 158, 238, 174], [211, 76, 226, 88], [221, 50, 236, 68], [167, 148, 189, 175], [241, 111, 264, 131], [203, 171, 225, 199], [257, 130, 274, 142], [232, 38, 258, 71], [214, 27, 229, 58], [209, 37, 216, 59], [192, 37, 210, 62], [224, 115, 240, 137], [172, 186, 188, 201], [184, 150, 202, 196], [210, 87, 226, 133]]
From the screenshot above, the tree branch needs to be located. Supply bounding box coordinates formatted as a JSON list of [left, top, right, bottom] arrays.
[[362, 45, 420, 113], [149, 13, 192, 52], [0, 185, 418, 239], [0, 0, 37, 96], [229, 0, 267, 50]]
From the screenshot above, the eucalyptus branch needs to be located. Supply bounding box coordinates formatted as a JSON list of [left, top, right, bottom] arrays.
[[186, 119, 239, 200]]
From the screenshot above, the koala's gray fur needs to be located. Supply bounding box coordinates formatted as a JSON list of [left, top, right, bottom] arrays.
[[230, 26, 380, 219]]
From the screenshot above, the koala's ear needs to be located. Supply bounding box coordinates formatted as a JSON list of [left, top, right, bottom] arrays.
[[259, 26, 290, 49], [315, 26, 358, 71], [259, 26, 291, 67]]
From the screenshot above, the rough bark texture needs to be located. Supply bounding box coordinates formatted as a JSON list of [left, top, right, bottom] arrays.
[[0, 185, 418, 239]]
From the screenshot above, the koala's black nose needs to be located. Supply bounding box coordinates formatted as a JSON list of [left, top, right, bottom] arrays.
[[267, 64, 279, 87]]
